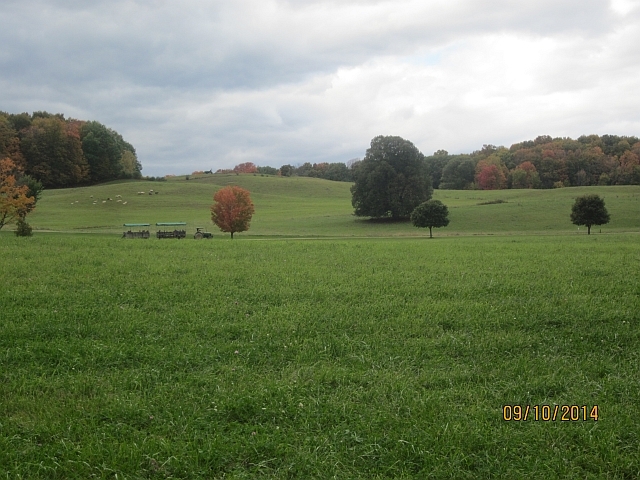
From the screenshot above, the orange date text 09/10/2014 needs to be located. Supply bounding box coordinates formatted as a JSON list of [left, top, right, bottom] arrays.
[[502, 405, 599, 422]]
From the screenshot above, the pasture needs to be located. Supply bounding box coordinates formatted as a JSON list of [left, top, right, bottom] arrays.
[[1, 232, 639, 478], [25, 174, 640, 237]]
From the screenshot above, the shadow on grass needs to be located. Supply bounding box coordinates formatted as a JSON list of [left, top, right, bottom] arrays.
[[358, 217, 411, 224]]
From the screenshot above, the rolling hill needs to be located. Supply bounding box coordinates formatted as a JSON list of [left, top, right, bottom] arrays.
[[23, 173, 640, 237]]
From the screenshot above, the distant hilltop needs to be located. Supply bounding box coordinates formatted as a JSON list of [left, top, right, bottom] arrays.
[[191, 133, 640, 190]]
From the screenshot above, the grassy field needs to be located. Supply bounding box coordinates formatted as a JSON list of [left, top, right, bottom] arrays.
[[1, 233, 639, 478], [24, 174, 640, 236]]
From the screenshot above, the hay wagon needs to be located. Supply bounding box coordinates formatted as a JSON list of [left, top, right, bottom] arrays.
[[156, 222, 187, 239], [122, 224, 151, 239]]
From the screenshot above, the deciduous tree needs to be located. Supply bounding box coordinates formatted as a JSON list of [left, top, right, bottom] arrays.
[[570, 194, 610, 234], [280, 164, 293, 177], [81, 121, 125, 183], [0, 158, 35, 230], [210, 186, 255, 239], [440, 156, 476, 190], [257, 166, 278, 175], [21, 117, 89, 188], [233, 162, 258, 174], [476, 162, 507, 190], [510, 161, 540, 189], [410, 199, 450, 238], [351, 135, 432, 218]]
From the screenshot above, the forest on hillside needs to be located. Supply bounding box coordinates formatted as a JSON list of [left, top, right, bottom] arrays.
[[3, 108, 639, 192], [221, 134, 640, 190], [0, 111, 141, 189], [424, 134, 640, 190]]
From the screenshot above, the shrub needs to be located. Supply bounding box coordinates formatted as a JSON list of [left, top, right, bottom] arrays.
[[15, 218, 33, 237]]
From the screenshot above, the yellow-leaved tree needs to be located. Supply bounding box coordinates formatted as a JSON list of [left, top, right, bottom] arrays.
[[0, 158, 35, 230]]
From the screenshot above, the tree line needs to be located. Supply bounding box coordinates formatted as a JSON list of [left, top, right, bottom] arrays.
[[425, 134, 640, 190], [219, 134, 640, 189], [0, 111, 142, 189], [214, 161, 354, 182]]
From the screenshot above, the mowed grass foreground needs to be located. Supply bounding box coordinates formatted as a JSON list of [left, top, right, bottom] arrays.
[[1, 234, 639, 478]]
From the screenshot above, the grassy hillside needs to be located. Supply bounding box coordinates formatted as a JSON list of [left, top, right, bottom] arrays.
[[22, 173, 640, 236]]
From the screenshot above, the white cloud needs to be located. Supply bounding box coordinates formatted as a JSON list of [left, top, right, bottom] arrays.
[[610, 0, 640, 15], [1, 0, 639, 174]]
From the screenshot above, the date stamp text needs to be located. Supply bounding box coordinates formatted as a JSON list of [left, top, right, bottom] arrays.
[[502, 405, 599, 422]]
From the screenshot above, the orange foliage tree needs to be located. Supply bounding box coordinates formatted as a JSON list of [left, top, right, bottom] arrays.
[[0, 158, 35, 230], [210, 186, 255, 239], [233, 162, 258, 174]]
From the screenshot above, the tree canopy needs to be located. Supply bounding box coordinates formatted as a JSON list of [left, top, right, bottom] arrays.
[[210, 186, 255, 239], [351, 135, 433, 219], [425, 134, 640, 190], [570, 194, 610, 234], [0, 111, 141, 189], [0, 158, 36, 230], [410, 199, 450, 238]]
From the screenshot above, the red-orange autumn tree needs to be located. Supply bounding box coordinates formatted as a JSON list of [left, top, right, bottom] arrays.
[[210, 186, 255, 239], [0, 158, 35, 230], [233, 162, 258, 174], [476, 162, 507, 190]]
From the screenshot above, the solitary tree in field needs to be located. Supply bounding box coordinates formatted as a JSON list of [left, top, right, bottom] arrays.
[[0, 158, 36, 231], [570, 194, 610, 234], [411, 199, 449, 238], [351, 135, 432, 219], [210, 186, 255, 239]]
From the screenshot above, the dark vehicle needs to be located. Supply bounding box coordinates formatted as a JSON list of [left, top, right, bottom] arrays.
[[194, 227, 213, 239]]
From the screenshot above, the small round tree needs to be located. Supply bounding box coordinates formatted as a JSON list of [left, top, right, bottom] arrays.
[[411, 200, 449, 238], [211, 186, 255, 239], [570, 194, 610, 235]]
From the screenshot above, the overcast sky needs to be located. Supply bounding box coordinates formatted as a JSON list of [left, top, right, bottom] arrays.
[[2, 0, 640, 175]]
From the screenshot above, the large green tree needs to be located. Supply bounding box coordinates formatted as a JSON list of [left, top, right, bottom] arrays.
[[81, 121, 139, 183], [351, 136, 432, 218], [570, 194, 610, 234]]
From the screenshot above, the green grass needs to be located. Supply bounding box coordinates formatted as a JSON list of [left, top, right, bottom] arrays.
[[23, 175, 640, 236], [1, 234, 639, 478]]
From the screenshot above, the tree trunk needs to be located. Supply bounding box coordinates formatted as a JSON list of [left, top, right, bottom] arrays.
[[231, 231, 234, 239], [429, 226, 433, 238], [587, 225, 591, 235]]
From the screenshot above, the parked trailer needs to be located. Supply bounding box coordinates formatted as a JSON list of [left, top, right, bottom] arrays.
[[156, 222, 187, 239], [122, 224, 151, 239]]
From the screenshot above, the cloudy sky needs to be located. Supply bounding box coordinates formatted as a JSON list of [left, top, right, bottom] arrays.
[[1, 0, 640, 175]]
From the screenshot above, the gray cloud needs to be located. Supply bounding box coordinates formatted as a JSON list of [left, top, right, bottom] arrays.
[[1, 0, 639, 174]]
